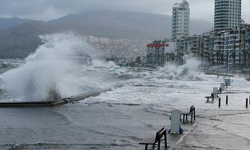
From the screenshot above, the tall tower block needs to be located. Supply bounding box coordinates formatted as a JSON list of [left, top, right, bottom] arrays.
[[214, 0, 241, 31], [171, 0, 190, 40]]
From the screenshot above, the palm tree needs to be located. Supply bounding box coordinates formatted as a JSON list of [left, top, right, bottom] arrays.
[[165, 53, 169, 62], [232, 51, 236, 69], [243, 50, 247, 67], [248, 51, 250, 68], [211, 52, 215, 66], [135, 56, 141, 63], [220, 53, 224, 65], [170, 53, 175, 62], [216, 52, 219, 65], [239, 52, 242, 68], [177, 52, 184, 65]]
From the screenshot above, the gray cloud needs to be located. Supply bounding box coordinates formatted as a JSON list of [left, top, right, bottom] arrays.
[[0, 0, 249, 23]]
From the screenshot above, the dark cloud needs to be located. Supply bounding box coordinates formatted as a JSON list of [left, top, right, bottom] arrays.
[[0, 0, 248, 23]]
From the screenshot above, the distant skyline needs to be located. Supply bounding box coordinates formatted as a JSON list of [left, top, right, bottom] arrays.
[[0, 0, 249, 23]]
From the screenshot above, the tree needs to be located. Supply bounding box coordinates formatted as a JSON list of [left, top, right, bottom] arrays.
[[243, 50, 247, 67], [248, 51, 250, 68], [165, 53, 169, 62], [239, 52, 242, 68], [177, 52, 184, 65], [216, 52, 219, 65], [220, 53, 224, 65], [135, 56, 141, 63], [170, 53, 175, 62], [232, 51, 236, 69], [211, 52, 215, 66]]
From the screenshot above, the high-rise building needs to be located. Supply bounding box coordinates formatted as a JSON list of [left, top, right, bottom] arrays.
[[171, 0, 190, 41], [214, 0, 241, 31]]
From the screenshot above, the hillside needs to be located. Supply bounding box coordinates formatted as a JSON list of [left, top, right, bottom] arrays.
[[0, 10, 213, 58], [0, 21, 56, 58], [0, 17, 30, 31], [48, 10, 213, 40]]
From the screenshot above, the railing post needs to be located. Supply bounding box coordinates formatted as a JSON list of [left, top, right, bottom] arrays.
[[246, 98, 248, 108], [211, 93, 214, 102], [191, 112, 193, 124], [194, 107, 196, 121], [219, 97, 221, 108], [226, 95, 228, 105]]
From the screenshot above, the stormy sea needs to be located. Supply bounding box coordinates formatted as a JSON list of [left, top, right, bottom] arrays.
[[1, 33, 250, 150]]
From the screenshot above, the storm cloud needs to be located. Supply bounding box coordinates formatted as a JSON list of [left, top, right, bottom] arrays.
[[0, 0, 249, 23]]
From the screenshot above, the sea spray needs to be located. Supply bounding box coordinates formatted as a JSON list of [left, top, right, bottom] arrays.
[[1, 33, 97, 101], [88, 56, 202, 81], [156, 56, 201, 80], [117, 55, 201, 80]]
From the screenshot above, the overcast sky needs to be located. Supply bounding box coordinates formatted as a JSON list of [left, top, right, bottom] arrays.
[[0, 0, 249, 23]]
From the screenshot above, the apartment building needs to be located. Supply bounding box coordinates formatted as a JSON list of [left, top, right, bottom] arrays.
[[175, 27, 250, 69], [214, 0, 241, 31], [172, 0, 190, 40], [146, 40, 168, 66]]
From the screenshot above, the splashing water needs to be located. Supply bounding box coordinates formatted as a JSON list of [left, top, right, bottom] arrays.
[[109, 56, 202, 80], [156, 56, 201, 80], [1, 33, 98, 101]]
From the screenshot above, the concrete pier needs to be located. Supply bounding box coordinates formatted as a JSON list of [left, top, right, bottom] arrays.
[[0, 84, 123, 108]]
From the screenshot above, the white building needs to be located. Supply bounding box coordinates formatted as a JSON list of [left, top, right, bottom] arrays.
[[171, 0, 190, 41], [214, 0, 241, 31], [87, 35, 110, 44]]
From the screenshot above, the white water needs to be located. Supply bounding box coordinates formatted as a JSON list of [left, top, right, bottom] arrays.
[[153, 57, 201, 80], [1, 33, 107, 101]]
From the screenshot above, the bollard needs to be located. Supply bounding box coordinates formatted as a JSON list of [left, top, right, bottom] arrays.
[[246, 98, 248, 108], [219, 97, 221, 108], [226, 95, 228, 105], [249, 96, 250, 105]]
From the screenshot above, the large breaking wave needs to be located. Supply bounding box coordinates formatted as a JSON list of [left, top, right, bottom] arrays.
[[1, 33, 101, 101]]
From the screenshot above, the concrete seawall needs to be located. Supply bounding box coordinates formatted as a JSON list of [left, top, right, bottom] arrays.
[[0, 84, 123, 107]]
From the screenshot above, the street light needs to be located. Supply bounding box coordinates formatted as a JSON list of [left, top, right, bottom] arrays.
[[227, 52, 229, 75]]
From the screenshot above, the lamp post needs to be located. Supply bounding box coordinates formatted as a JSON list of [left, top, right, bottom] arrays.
[[204, 52, 209, 73], [227, 51, 229, 75], [248, 44, 250, 68], [232, 50, 236, 71]]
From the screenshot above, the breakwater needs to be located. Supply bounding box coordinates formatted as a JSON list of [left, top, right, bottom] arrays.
[[0, 84, 123, 107]]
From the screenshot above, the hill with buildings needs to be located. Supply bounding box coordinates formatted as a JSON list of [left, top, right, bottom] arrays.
[[0, 10, 213, 58]]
